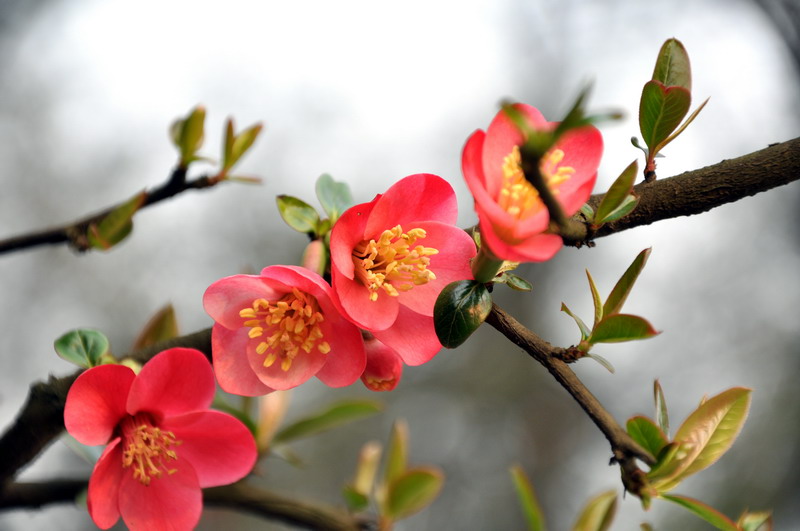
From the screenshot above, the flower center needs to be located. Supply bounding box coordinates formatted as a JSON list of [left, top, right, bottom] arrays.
[[352, 225, 438, 301], [239, 288, 330, 371], [499, 145, 575, 220], [121, 414, 181, 486]]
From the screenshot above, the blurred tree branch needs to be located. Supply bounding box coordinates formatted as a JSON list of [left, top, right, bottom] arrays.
[[0, 166, 227, 255], [0, 479, 371, 530]]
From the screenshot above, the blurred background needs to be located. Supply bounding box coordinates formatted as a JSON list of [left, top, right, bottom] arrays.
[[1, 0, 799, 529]]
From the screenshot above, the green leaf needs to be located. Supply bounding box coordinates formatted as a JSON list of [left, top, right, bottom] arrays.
[[596, 195, 639, 225], [626, 416, 668, 458], [172, 105, 206, 166], [229, 123, 263, 169], [589, 314, 659, 344], [276, 195, 321, 234], [658, 388, 752, 488], [561, 303, 591, 341], [586, 270, 603, 326], [272, 399, 383, 445], [603, 248, 652, 318], [315, 173, 354, 224], [660, 494, 738, 531], [586, 353, 615, 374], [223, 119, 235, 171], [132, 304, 179, 350], [737, 510, 773, 531], [572, 490, 617, 531], [87, 191, 146, 250], [385, 420, 409, 485], [652, 38, 692, 90], [652, 97, 710, 155], [509, 465, 545, 531], [654, 379, 670, 438], [433, 280, 492, 348], [385, 467, 444, 521], [495, 272, 533, 292], [342, 485, 370, 513], [594, 160, 638, 226], [54, 329, 110, 369], [639, 81, 691, 154]]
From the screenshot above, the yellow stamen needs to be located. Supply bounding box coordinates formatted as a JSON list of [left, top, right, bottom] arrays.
[[121, 415, 181, 486], [499, 146, 575, 220], [351, 225, 439, 302], [238, 289, 330, 372]]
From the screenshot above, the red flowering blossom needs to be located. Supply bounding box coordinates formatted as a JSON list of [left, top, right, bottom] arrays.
[[462, 104, 603, 262], [64, 348, 256, 531], [330, 174, 476, 365], [360, 336, 403, 391], [203, 265, 365, 395]]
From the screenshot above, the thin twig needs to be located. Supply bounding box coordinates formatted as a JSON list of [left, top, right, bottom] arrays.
[[0, 167, 224, 255], [485, 304, 655, 494]]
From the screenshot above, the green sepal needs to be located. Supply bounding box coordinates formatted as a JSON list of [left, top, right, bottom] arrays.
[[594, 160, 638, 226], [276, 195, 321, 235], [87, 191, 146, 250], [433, 280, 492, 348], [272, 399, 383, 445], [384, 466, 444, 521], [315, 173, 354, 224], [54, 329, 110, 369], [659, 494, 739, 531], [572, 489, 617, 531]]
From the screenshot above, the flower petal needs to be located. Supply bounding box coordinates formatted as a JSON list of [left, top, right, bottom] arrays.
[[481, 224, 564, 263], [118, 457, 201, 531], [552, 126, 603, 214], [87, 438, 124, 529], [127, 348, 215, 417], [313, 320, 366, 387], [372, 306, 442, 366], [392, 221, 476, 316], [365, 174, 458, 235], [204, 274, 284, 330], [330, 197, 377, 281], [212, 325, 274, 396], [162, 410, 256, 488], [361, 337, 403, 391], [65, 364, 134, 446], [332, 263, 400, 331]]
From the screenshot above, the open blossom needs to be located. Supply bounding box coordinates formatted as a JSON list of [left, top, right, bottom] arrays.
[[203, 265, 366, 395], [330, 174, 476, 365], [462, 104, 603, 262], [64, 348, 256, 531]]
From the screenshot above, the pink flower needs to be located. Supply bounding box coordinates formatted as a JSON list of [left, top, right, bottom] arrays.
[[203, 265, 366, 395], [330, 174, 476, 365], [64, 348, 257, 531], [360, 336, 403, 391], [462, 104, 603, 262]]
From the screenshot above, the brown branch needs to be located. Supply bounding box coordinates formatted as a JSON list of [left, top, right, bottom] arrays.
[[0, 167, 225, 255], [485, 304, 655, 494], [560, 137, 800, 245], [0, 479, 372, 530]]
